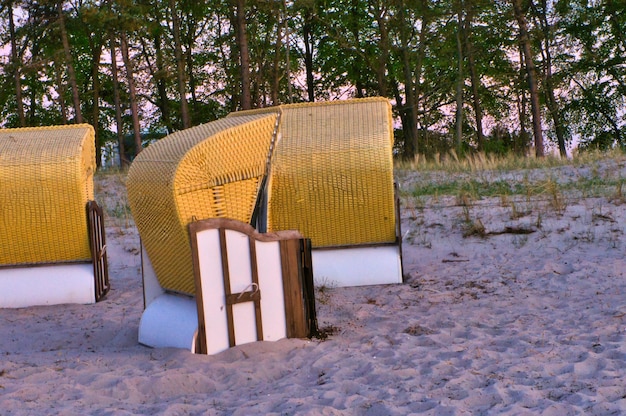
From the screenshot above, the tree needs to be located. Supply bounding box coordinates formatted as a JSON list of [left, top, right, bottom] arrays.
[[6, 1, 26, 126], [558, 0, 625, 149], [393, 0, 422, 157], [233, 0, 252, 109], [511, 0, 544, 157], [169, 0, 191, 127], [120, 31, 142, 156], [455, 0, 465, 152], [1, 0, 624, 159], [463, 0, 485, 150], [109, 34, 128, 167], [532, 0, 567, 156], [299, 1, 316, 102], [57, 1, 83, 123]]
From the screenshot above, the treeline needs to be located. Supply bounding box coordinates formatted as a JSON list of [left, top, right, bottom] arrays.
[[0, 0, 624, 167]]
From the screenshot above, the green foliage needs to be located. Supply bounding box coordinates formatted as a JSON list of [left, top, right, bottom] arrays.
[[0, 0, 624, 163]]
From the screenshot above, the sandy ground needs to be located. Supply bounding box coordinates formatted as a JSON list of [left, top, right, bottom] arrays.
[[1, 157, 626, 415]]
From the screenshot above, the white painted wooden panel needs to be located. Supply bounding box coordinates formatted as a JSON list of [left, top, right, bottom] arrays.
[[195, 228, 230, 355], [255, 240, 287, 341], [225, 229, 258, 346]]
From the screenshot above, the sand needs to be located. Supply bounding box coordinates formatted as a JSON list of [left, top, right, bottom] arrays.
[[1, 157, 625, 415]]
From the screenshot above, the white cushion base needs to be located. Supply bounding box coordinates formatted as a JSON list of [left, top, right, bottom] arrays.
[[311, 245, 403, 287], [0, 263, 95, 308], [138, 294, 198, 351]]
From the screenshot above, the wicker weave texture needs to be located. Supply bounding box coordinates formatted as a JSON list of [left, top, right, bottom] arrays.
[[0, 124, 95, 265], [229, 98, 396, 247], [127, 114, 277, 295]]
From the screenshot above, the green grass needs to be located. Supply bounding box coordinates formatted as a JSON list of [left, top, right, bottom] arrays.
[[410, 179, 527, 199], [405, 176, 625, 205]]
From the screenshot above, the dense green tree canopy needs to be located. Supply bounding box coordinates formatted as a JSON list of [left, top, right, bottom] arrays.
[[0, 0, 624, 165]]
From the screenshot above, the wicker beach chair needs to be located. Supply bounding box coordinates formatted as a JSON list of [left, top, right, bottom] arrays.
[[0, 124, 109, 308], [129, 98, 401, 351], [127, 114, 279, 296], [127, 115, 280, 350]]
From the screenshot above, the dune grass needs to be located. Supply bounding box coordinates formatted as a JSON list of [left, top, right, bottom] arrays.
[[94, 167, 133, 228], [396, 149, 626, 203], [395, 148, 625, 174]]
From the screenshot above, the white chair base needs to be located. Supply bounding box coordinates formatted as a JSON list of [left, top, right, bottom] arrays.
[[138, 293, 198, 351], [0, 263, 95, 308], [311, 245, 403, 288]]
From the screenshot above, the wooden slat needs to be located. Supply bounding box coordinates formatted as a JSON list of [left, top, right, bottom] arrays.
[[225, 289, 261, 305], [280, 240, 307, 338], [248, 238, 264, 341], [300, 238, 318, 338], [87, 201, 110, 302], [190, 227, 208, 354], [219, 228, 237, 348]]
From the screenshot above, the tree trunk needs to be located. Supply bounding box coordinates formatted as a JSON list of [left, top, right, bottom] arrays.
[[534, 0, 567, 157], [303, 8, 315, 102], [120, 32, 143, 156], [109, 35, 127, 168], [283, 0, 293, 103], [234, 0, 252, 109], [58, 1, 83, 124], [373, 2, 389, 97], [183, 9, 198, 122], [398, 2, 418, 158], [185, 46, 197, 123], [55, 65, 69, 124], [138, 26, 174, 133], [464, 0, 485, 150], [90, 38, 103, 167], [349, 0, 365, 98], [154, 34, 173, 133], [27, 40, 39, 125], [169, 0, 190, 128], [8, 2, 25, 127], [271, 4, 283, 105], [455, 5, 464, 152], [511, 0, 544, 157], [517, 47, 530, 154]]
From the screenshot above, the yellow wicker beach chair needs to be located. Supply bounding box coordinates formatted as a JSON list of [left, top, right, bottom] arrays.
[[130, 98, 401, 351], [0, 124, 109, 308], [127, 114, 279, 296], [128, 115, 280, 351]]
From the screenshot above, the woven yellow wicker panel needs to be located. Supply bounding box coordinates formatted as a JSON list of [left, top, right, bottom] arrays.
[[228, 98, 396, 247], [0, 124, 95, 265], [126, 114, 278, 295]]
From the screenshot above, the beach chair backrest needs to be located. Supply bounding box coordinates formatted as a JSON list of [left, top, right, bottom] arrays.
[[0, 124, 96, 266], [127, 115, 278, 295]]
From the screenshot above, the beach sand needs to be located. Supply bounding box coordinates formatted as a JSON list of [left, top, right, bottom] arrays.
[[1, 158, 625, 415]]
